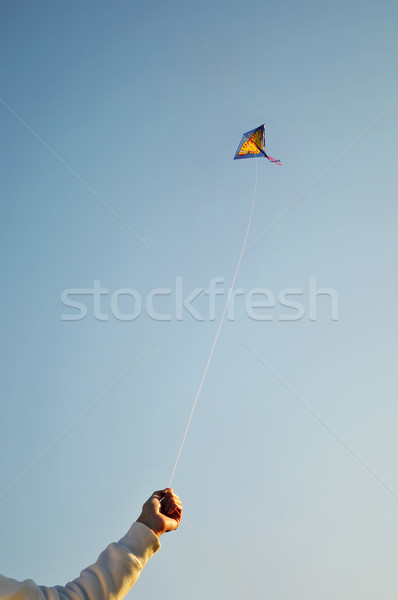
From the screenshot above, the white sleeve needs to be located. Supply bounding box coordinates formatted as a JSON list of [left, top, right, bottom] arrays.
[[0, 522, 161, 600]]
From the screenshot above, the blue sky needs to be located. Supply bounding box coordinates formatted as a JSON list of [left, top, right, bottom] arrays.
[[1, 1, 398, 599]]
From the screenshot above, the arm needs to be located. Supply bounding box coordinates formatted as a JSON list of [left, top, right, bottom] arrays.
[[0, 489, 182, 600]]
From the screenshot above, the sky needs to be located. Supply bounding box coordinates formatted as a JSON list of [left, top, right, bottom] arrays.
[[1, 1, 398, 599]]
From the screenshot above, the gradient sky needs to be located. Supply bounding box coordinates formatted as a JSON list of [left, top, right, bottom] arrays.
[[1, 1, 398, 599]]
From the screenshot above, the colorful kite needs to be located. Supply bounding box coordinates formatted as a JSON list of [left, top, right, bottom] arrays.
[[233, 124, 281, 164]]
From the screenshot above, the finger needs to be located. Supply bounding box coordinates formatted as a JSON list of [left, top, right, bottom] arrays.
[[171, 504, 182, 516], [162, 498, 172, 514], [168, 490, 180, 500], [164, 500, 182, 517], [166, 498, 176, 514], [152, 489, 167, 500], [163, 488, 181, 501], [170, 498, 181, 508]]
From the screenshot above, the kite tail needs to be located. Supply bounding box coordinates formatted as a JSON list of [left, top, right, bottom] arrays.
[[168, 160, 259, 487], [265, 153, 282, 165]]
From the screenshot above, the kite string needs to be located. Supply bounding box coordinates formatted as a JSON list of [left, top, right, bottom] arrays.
[[168, 159, 259, 487]]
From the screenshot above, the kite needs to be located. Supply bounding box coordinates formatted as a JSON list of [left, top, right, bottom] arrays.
[[233, 123, 281, 164]]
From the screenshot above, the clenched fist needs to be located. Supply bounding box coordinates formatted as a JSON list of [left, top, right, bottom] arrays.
[[137, 488, 182, 537]]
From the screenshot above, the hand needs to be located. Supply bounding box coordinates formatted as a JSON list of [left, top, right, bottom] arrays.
[[137, 488, 182, 537]]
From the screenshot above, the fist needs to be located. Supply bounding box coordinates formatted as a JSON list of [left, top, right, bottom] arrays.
[[137, 488, 182, 537]]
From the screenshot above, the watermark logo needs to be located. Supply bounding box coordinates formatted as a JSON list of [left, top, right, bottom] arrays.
[[60, 276, 338, 322]]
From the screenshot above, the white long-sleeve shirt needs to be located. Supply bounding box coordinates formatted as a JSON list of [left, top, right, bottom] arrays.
[[0, 522, 160, 600]]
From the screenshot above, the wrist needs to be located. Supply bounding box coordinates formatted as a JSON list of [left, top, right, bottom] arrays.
[[136, 515, 164, 538]]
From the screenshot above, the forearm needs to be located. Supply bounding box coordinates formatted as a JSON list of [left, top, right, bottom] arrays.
[[0, 523, 160, 600]]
